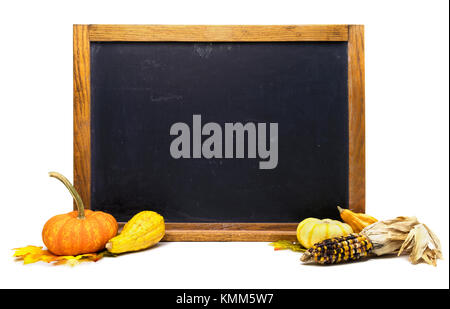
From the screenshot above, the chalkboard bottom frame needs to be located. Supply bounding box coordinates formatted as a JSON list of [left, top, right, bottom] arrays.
[[118, 222, 298, 241]]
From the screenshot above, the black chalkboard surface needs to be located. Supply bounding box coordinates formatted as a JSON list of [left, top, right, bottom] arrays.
[[90, 41, 349, 223]]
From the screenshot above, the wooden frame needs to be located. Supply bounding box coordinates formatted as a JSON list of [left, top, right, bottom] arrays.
[[73, 24, 365, 241]]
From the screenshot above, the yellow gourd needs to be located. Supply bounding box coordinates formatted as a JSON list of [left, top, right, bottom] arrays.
[[296, 218, 353, 249], [337, 206, 378, 233], [106, 211, 165, 254]]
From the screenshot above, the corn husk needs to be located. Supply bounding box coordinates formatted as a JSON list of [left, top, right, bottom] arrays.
[[361, 216, 443, 266], [398, 223, 443, 266], [361, 216, 419, 256]]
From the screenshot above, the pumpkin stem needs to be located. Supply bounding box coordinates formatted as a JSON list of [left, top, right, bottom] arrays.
[[337, 206, 344, 214], [49, 172, 85, 219]]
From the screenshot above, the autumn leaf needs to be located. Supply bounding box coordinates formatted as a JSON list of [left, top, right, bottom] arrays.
[[13, 246, 57, 264], [13, 245, 44, 257], [269, 240, 306, 252], [12, 245, 113, 266]]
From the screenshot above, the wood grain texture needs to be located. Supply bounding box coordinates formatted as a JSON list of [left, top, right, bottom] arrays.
[[117, 223, 298, 242], [88, 24, 349, 42], [348, 25, 365, 213], [73, 25, 91, 210]]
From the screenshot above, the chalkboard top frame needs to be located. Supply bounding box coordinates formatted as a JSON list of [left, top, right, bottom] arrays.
[[73, 24, 365, 241]]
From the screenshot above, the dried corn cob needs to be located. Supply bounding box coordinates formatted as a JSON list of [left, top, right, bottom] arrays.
[[299, 217, 443, 266], [300, 234, 373, 264]]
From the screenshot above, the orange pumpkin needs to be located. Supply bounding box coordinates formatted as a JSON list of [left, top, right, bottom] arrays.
[[42, 172, 118, 256]]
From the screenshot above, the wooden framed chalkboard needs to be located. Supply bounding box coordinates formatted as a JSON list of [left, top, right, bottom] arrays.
[[73, 25, 365, 241]]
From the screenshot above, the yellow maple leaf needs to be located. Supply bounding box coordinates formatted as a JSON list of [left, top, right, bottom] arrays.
[[269, 240, 306, 252], [13, 246, 56, 264], [12, 246, 110, 266], [13, 245, 44, 257]]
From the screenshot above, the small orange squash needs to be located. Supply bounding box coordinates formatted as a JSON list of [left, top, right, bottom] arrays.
[[42, 172, 118, 256], [337, 206, 378, 233]]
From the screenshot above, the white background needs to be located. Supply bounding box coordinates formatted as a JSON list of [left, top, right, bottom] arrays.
[[0, 0, 448, 289]]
